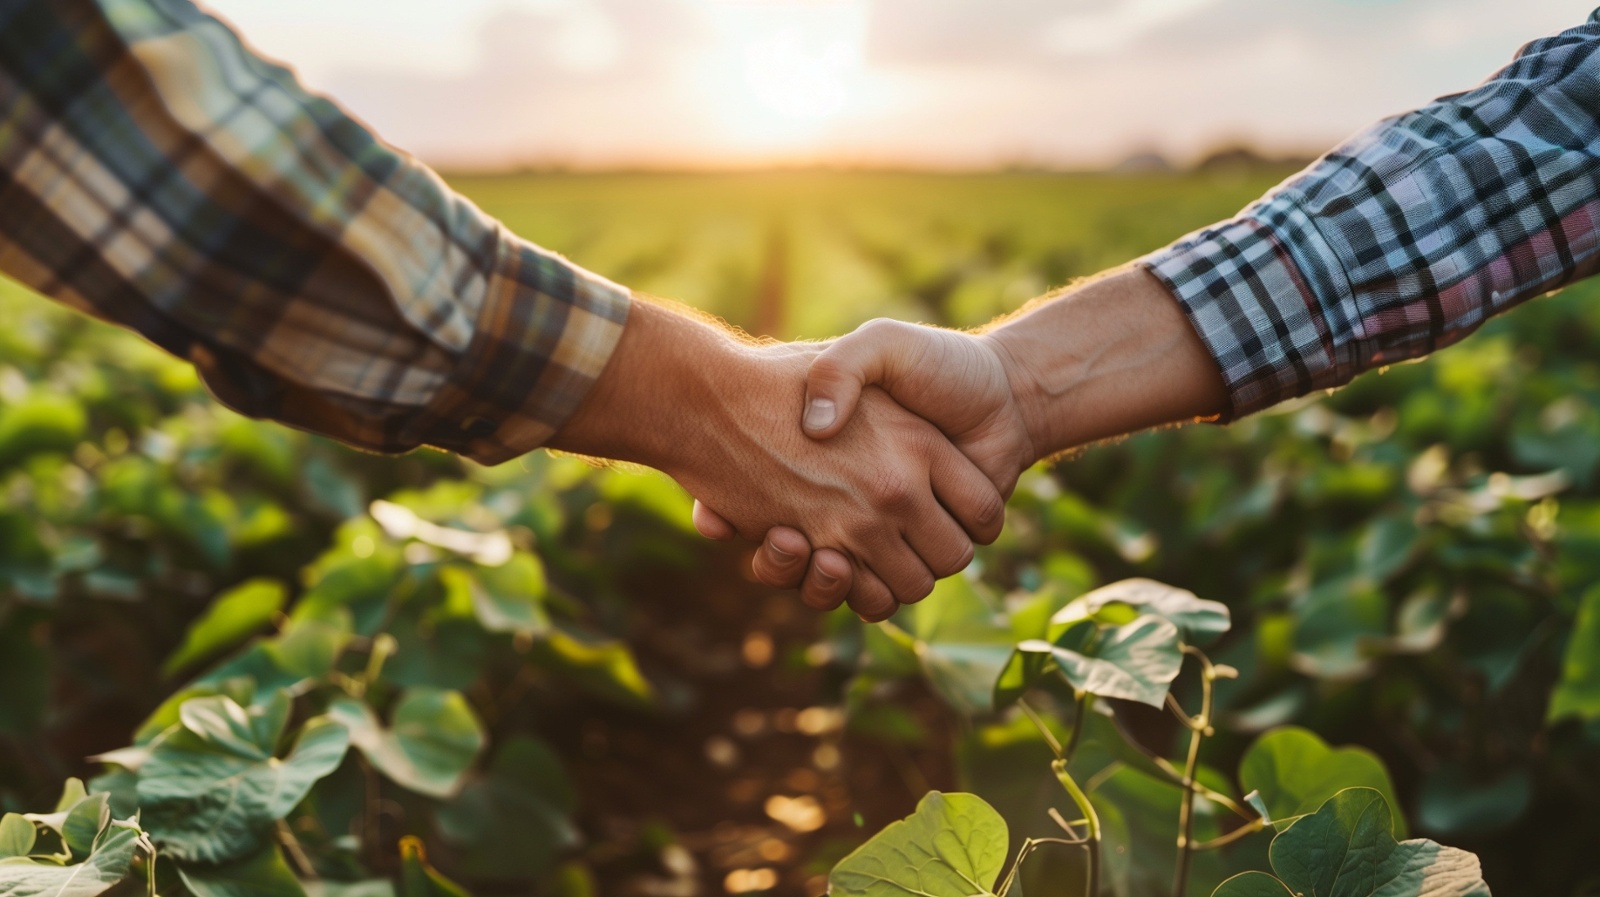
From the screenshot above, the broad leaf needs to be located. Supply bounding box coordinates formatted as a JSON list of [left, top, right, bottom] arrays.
[[992, 646, 1053, 709], [528, 630, 655, 707], [328, 689, 485, 799], [1548, 583, 1600, 722], [437, 736, 579, 880], [1021, 613, 1183, 708], [1050, 578, 1230, 642], [445, 555, 549, 637], [1211, 788, 1489, 897], [1239, 727, 1405, 836], [178, 843, 306, 897], [163, 580, 287, 677], [0, 811, 144, 897], [829, 792, 1007, 897], [0, 816, 35, 859], [905, 577, 1015, 715], [195, 615, 351, 695], [136, 694, 349, 863]]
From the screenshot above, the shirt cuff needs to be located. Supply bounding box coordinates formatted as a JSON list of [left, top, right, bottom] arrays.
[[410, 235, 631, 465], [1139, 193, 1358, 420]]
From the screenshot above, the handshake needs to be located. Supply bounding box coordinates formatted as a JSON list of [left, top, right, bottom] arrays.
[[548, 266, 1229, 621]]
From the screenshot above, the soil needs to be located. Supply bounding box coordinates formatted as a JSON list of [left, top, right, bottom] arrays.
[[546, 541, 962, 897]]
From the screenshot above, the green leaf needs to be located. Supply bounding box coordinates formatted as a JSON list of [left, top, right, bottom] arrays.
[[0, 816, 36, 859], [1239, 727, 1405, 836], [194, 614, 351, 695], [0, 823, 142, 897], [1023, 613, 1183, 708], [1207, 872, 1293, 897], [163, 580, 288, 677], [59, 795, 109, 860], [177, 844, 306, 897], [22, 784, 105, 860], [449, 555, 549, 636], [136, 694, 349, 863], [1211, 788, 1489, 897], [992, 646, 1053, 710], [528, 630, 655, 707], [828, 792, 1007, 897], [0, 394, 86, 468], [399, 838, 471, 897], [328, 689, 485, 799], [437, 736, 580, 880], [1050, 578, 1230, 643], [904, 577, 1015, 715], [1548, 583, 1600, 722]]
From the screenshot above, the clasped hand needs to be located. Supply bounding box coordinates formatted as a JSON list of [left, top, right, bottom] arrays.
[[693, 319, 1039, 621]]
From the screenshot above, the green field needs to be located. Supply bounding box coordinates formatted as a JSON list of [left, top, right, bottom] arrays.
[[2, 170, 1599, 897], [446, 169, 1295, 337]]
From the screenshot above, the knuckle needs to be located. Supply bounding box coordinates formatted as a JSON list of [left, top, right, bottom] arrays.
[[870, 474, 918, 512], [858, 317, 900, 338], [934, 542, 975, 578], [972, 493, 1006, 541], [808, 353, 844, 382], [899, 573, 936, 605]]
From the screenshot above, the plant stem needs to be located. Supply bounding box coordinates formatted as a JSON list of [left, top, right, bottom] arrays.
[[1066, 691, 1089, 761], [1192, 818, 1267, 851], [1053, 760, 1100, 897], [276, 820, 318, 880], [1172, 647, 1216, 897], [1018, 697, 1065, 759]]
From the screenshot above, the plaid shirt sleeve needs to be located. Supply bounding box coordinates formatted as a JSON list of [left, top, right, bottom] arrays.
[[0, 0, 630, 465], [1142, 10, 1600, 419]]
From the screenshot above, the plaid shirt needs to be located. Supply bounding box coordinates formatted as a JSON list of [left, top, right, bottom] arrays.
[[0, 0, 629, 465], [1144, 10, 1600, 419]]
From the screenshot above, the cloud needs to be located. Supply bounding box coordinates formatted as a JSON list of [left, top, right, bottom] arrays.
[[294, 0, 1592, 168]]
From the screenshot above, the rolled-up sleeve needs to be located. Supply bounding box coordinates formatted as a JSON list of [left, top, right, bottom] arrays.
[[0, 0, 629, 464], [1142, 10, 1600, 419]]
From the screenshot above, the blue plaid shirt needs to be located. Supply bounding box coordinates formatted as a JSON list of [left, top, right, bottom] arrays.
[[1145, 10, 1600, 419]]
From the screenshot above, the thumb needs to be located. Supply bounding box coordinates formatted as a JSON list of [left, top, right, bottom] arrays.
[[691, 499, 737, 541], [804, 319, 917, 439]]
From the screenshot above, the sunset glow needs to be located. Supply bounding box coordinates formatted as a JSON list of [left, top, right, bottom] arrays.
[[695, 0, 870, 147], [207, 0, 1593, 169]]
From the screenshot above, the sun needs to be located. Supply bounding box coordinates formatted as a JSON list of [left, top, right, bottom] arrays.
[[695, 0, 869, 148]]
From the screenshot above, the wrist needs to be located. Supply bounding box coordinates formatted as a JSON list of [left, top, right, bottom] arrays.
[[981, 268, 1228, 457], [547, 299, 751, 474]]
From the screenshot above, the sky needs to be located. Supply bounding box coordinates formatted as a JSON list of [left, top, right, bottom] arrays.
[[204, 0, 1595, 169]]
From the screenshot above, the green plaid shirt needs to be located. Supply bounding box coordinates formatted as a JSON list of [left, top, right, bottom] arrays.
[[0, 0, 630, 465]]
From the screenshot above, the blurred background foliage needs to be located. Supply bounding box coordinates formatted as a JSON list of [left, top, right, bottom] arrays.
[[2, 167, 1598, 897]]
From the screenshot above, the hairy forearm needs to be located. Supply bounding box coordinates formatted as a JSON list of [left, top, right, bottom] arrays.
[[548, 299, 750, 473], [981, 266, 1228, 459]]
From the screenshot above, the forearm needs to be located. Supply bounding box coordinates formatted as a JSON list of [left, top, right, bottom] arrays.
[[0, 0, 627, 465], [547, 299, 756, 475], [981, 267, 1228, 459]]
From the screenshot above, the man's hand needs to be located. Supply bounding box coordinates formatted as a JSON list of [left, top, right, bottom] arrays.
[[706, 267, 1230, 609], [548, 300, 1005, 621], [695, 319, 1035, 608]]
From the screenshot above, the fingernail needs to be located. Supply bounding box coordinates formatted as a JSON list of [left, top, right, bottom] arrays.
[[769, 544, 795, 562], [804, 398, 836, 432], [814, 569, 838, 586]]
